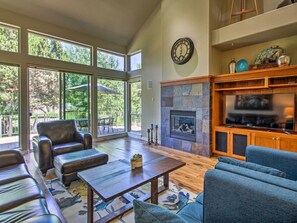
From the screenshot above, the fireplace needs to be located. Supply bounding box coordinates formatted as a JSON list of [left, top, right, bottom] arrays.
[[170, 110, 196, 142]]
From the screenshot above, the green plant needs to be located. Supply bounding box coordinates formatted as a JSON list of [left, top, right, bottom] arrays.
[[131, 153, 142, 161]]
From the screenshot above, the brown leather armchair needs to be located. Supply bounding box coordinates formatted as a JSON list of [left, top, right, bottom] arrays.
[[33, 119, 92, 175]]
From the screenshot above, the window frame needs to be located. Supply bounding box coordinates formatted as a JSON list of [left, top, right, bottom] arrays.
[[0, 22, 20, 53], [27, 30, 93, 66], [129, 51, 142, 72], [97, 48, 126, 72]]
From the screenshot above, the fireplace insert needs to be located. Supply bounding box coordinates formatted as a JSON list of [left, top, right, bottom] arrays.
[[170, 110, 196, 142]]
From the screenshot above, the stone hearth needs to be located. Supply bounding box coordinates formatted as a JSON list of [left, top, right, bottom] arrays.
[[161, 79, 212, 157]]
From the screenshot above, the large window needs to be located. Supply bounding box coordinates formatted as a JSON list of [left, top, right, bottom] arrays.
[[97, 79, 125, 136], [97, 49, 125, 71], [130, 81, 141, 134], [28, 31, 92, 66], [0, 64, 20, 149], [0, 23, 19, 53], [130, 51, 142, 71]]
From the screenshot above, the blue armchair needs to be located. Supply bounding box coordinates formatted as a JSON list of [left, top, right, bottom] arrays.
[[134, 145, 297, 223]]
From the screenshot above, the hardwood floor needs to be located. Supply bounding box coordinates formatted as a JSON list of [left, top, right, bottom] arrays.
[[93, 137, 218, 194]]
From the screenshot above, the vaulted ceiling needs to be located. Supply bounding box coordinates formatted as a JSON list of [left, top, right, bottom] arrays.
[[0, 0, 161, 47]]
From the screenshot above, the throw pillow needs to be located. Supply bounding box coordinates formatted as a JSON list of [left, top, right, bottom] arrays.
[[133, 200, 186, 223], [218, 156, 286, 178]]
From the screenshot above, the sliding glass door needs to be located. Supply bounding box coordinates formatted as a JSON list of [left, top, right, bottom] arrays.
[[0, 64, 20, 150], [29, 68, 90, 146]]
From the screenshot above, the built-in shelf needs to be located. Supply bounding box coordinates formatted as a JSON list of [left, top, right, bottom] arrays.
[[214, 65, 297, 91], [212, 4, 297, 51]]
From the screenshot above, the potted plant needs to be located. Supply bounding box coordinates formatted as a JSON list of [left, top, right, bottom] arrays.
[[130, 154, 143, 169]]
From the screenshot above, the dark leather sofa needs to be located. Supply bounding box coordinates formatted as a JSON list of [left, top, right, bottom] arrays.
[[33, 119, 92, 175], [0, 149, 61, 223]]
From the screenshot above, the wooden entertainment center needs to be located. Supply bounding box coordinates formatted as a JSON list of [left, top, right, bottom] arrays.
[[212, 65, 297, 160]]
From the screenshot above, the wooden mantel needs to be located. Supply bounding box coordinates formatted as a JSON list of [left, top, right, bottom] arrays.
[[160, 75, 213, 87]]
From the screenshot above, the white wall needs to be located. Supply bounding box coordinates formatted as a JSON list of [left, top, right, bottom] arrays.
[[161, 0, 210, 81], [128, 0, 211, 138]]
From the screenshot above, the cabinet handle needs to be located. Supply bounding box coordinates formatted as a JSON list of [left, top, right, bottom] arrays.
[[272, 137, 275, 140], [276, 137, 279, 141]]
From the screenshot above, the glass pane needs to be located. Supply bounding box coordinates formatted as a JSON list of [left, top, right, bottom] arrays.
[[29, 68, 60, 145], [130, 82, 141, 133], [64, 73, 90, 132], [0, 64, 19, 149], [0, 24, 19, 53], [130, 52, 142, 71], [28, 32, 91, 66], [97, 50, 125, 71], [97, 79, 125, 136]]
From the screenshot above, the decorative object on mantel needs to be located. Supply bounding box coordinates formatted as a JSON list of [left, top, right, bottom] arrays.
[[277, 53, 291, 67], [228, 58, 237, 73], [254, 46, 284, 65], [155, 125, 159, 145], [171, 37, 194, 65], [229, 0, 258, 24], [235, 59, 249, 72], [130, 153, 143, 169]]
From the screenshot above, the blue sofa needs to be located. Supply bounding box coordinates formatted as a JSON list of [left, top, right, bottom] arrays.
[[134, 145, 297, 222]]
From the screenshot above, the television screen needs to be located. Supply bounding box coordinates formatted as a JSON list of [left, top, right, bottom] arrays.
[[225, 93, 295, 130]]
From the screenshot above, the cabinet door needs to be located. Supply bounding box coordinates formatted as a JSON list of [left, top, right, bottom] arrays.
[[231, 132, 249, 157], [214, 130, 228, 154], [279, 137, 297, 152], [251, 132, 277, 149]]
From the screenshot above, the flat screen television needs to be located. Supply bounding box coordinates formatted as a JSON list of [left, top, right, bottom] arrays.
[[225, 93, 295, 130]]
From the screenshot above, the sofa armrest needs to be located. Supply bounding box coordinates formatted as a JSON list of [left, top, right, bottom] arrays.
[[0, 149, 25, 168], [74, 131, 92, 149], [33, 135, 53, 174], [246, 145, 297, 180], [203, 169, 297, 223]]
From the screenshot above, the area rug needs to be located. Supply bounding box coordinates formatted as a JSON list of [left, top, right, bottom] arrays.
[[45, 178, 197, 223]]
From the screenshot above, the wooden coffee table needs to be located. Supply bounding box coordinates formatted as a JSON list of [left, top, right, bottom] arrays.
[[78, 152, 185, 223]]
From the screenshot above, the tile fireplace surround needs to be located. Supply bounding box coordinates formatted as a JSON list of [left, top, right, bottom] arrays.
[[161, 77, 212, 157]]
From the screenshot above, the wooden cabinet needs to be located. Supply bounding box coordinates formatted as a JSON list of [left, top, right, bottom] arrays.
[[251, 131, 297, 152], [214, 127, 297, 158], [214, 126, 250, 160], [212, 65, 297, 158]]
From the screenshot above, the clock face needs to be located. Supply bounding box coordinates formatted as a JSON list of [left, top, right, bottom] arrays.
[[171, 37, 194, 65]]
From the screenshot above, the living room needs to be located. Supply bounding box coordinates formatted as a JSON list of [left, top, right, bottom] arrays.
[[1, 0, 297, 222]]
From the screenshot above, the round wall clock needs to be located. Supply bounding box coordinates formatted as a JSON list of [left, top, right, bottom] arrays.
[[171, 37, 194, 65]]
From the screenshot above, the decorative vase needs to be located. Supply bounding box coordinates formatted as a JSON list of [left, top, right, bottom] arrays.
[[277, 53, 291, 67], [228, 58, 236, 74], [235, 59, 249, 72]]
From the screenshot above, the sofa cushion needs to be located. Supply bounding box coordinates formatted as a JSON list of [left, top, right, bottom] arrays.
[[177, 201, 203, 223], [52, 142, 84, 156], [0, 163, 31, 185], [216, 162, 297, 192], [246, 145, 297, 181], [0, 178, 44, 212], [218, 156, 286, 178], [0, 199, 49, 223], [133, 199, 186, 223]]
